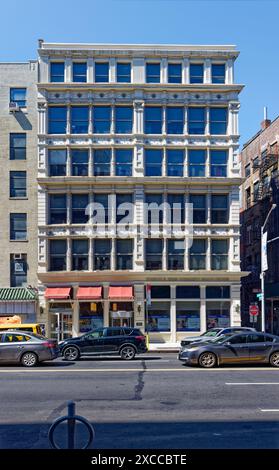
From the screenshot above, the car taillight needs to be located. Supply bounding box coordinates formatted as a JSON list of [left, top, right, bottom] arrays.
[[42, 341, 56, 348], [135, 336, 146, 342]]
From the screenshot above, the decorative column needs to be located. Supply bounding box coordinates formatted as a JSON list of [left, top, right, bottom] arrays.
[[170, 285, 176, 343], [183, 58, 189, 84], [226, 59, 234, 84], [200, 285, 207, 333], [65, 58, 72, 83], [109, 58, 116, 83], [161, 58, 168, 83], [228, 102, 240, 136], [133, 100, 144, 135], [87, 58, 94, 83], [204, 59, 211, 84], [38, 102, 47, 134]]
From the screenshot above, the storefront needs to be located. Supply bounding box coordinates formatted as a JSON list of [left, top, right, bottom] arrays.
[[45, 287, 73, 341], [77, 286, 104, 332], [0, 287, 38, 323], [108, 286, 134, 327]]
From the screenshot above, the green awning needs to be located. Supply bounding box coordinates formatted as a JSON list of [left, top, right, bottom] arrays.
[[0, 288, 38, 301]]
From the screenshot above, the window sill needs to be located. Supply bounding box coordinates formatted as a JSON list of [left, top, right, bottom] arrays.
[[9, 239, 28, 243]]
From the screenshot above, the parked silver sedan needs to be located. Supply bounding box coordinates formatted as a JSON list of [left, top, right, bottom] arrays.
[[0, 331, 59, 367], [178, 332, 279, 368]]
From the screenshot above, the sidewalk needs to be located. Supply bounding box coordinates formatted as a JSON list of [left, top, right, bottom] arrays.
[[148, 343, 180, 352]]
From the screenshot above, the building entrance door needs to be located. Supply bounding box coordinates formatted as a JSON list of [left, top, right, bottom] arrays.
[[111, 317, 132, 328], [109, 310, 133, 328], [50, 312, 72, 341]]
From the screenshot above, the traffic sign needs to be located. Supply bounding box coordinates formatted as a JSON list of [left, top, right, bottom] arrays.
[[256, 293, 263, 300], [249, 304, 259, 316]]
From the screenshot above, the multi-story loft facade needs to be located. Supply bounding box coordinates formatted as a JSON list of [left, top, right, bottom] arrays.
[[0, 62, 38, 319], [240, 116, 279, 334], [37, 41, 244, 345]]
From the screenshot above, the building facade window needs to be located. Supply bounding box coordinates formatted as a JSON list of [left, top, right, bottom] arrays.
[[49, 149, 67, 176], [146, 63, 160, 83], [93, 149, 111, 176], [189, 239, 206, 270], [190, 194, 206, 223], [116, 239, 133, 270], [245, 163, 251, 178], [167, 194, 185, 224], [209, 108, 227, 134], [189, 64, 204, 83], [253, 181, 259, 202], [211, 64, 226, 84], [49, 240, 67, 271], [147, 301, 170, 332], [144, 107, 162, 134], [166, 107, 184, 134], [206, 286, 230, 299], [145, 193, 163, 224], [167, 149, 184, 177], [115, 148, 133, 176], [116, 63, 131, 82], [115, 106, 133, 133], [10, 254, 27, 287], [211, 239, 229, 270], [50, 62, 65, 82], [94, 194, 110, 223], [168, 239, 184, 270], [206, 301, 230, 329], [176, 286, 200, 298], [71, 149, 89, 176], [49, 194, 67, 224], [145, 239, 163, 270], [10, 88, 26, 107], [176, 301, 200, 331], [168, 63, 182, 83], [188, 107, 206, 134], [93, 106, 111, 133], [94, 239, 111, 270], [10, 214, 27, 240], [145, 149, 163, 176], [10, 133, 26, 160], [72, 239, 89, 271], [10, 171, 26, 198], [211, 195, 229, 224], [210, 150, 228, 177], [72, 194, 89, 224], [116, 193, 133, 224], [188, 149, 206, 177], [150, 285, 171, 299], [48, 107, 67, 134], [73, 62, 87, 82], [71, 106, 89, 134], [95, 62, 109, 82]]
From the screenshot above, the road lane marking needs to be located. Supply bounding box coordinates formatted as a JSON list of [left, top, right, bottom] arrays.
[[261, 409, 279, 412], [0, 367, 278, 373], [226, 382, 279, 385]]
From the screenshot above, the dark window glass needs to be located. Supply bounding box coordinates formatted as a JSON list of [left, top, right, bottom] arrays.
[[94, 194, 110, 224], [145, 239, 163, 270], [94, 239, 111, 270], [188, 149, 206, 177], [190, 64, 204, 84], [71, 106, 89, 134], [10, 254, 27, 287], [50, 62, 65, 82], [10, 214, 27, 240], [95, 62, 109, 82], [71, 149, 88, 176], [116, 239, 133, 270], [94, 149, 111, 176], [176, 286, 200, 299], [49, 194, 67, 224], [145, 193, 163, 224], [211, 195, 229, 224], [116, 194, 133, 224], [189, 194, 206, 224], [211, 239, 228, 270], [168, 239, 184, 270], [145, 107, 162, 134], [245, 163, 251, 178], [73, 62, 87, 82], [115, 149, 133, 176], [210, 108, 227, 135], [146, 63, 160, 83], [206, 286, 230, 298], [188, 107, 205, 134], [212, 64, 225, 84], [72, 239, 89, 271], [166, 107, 184, 134], [247, 334, 265, 343], [10, 88, 26, 107], [116, 63, 131, 83], [145, 149, 163, 176], [167, 149, 184, 177], [48, 107, 67, 134], [167, 194, 185, 224], [49, 240, 67, 271], [150, 286, 170, 299], [10, 171, 26, 198], [10, 134, 26, 160], [72, 194, 89, 224], [168, 63, 182, 83], [49, 149, 67, 176], [115, 107, 133, 133], [229, 335, 247, 345], [210, 150, 228, 177], [189, 239, 206, 270], [265, 335, 275, 342], [93, 106, 111, 133]]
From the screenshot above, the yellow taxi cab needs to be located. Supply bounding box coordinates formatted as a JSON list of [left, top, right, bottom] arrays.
[[0, 323, 43, 335]]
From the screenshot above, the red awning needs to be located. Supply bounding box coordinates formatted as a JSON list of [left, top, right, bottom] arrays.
[[108, 286, 133, 300], [76, 287, 102, 300], [44, 287, 71, 299]]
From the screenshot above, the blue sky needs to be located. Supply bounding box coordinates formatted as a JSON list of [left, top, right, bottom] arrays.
[[2, 0, 279, 146]]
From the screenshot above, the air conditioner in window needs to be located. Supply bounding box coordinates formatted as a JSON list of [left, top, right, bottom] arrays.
[[14, 254, 23, 260], [9, 102, 20, 112]]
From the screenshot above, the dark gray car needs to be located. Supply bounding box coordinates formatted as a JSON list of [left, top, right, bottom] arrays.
[[178, 332, 279, 368], [181, 327, 256, 347], [0, 331, 59, 367]]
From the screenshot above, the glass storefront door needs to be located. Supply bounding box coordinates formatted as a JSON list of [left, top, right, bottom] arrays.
[[109, 302, 133, 327], [49, 303, 73, 340], [111, 317, 132, 328]]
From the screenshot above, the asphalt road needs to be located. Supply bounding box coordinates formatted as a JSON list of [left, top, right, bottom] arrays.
[[1, 353, 279, 449]]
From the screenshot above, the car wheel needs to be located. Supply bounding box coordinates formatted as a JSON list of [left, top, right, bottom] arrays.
[[198, 352, 217, 368], [270, 352, 279, 367], [63, 346, 80, 361], [120, 346, 136, 360], [21, 352, 38, 367]]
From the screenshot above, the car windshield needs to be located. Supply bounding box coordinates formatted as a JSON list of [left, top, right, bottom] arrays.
[[202, 329, 222, 337]]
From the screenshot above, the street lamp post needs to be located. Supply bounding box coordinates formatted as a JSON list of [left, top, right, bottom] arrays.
[[261, 203, 277, 332]]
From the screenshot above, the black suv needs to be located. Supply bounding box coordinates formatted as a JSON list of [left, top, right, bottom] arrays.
[[59, 327, 147, 361]]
